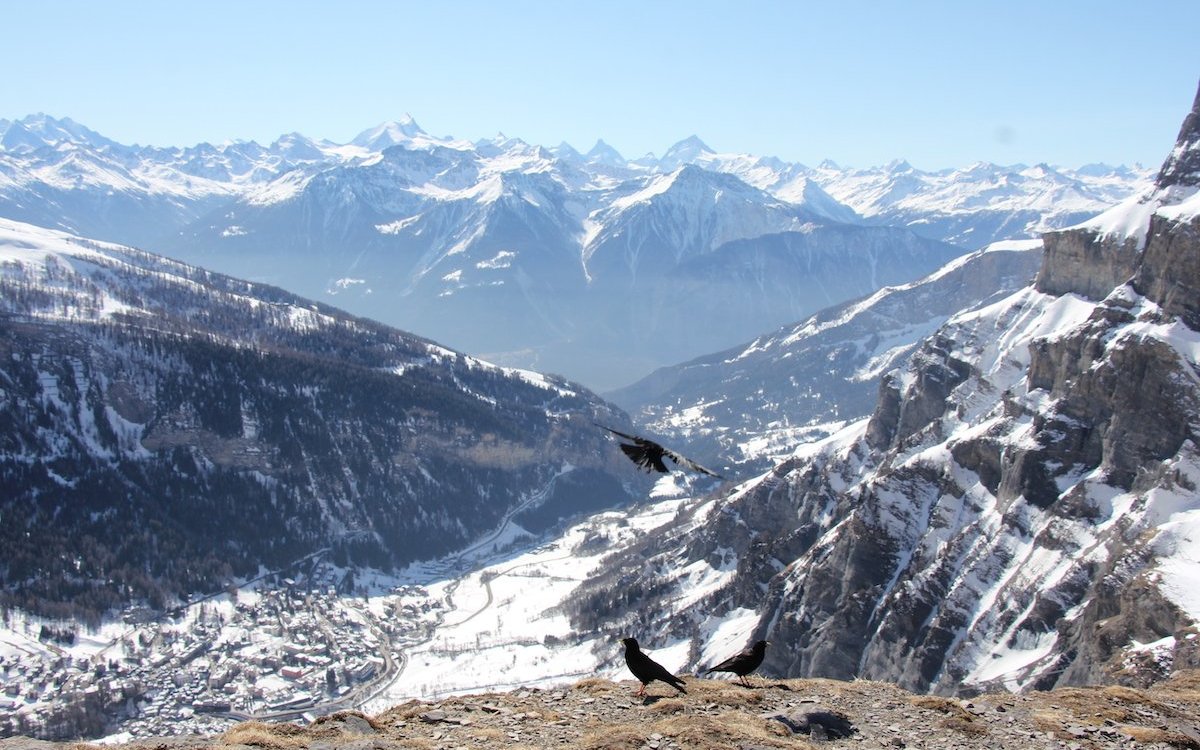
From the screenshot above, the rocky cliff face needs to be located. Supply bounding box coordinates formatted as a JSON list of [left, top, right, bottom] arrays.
[[567, 81, 1200, 695], [1034, 227, 1142, 300], [1135, 210, 1200, 326], [1039, 81, 1200, 309], [1157, 81, 1200, 190]]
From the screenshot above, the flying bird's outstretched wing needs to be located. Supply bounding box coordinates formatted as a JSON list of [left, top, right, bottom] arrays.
[[596, 424, 725, 479], [661, 446, 725, 479]]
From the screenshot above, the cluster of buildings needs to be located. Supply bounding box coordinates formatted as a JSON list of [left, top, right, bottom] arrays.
[[1, 580, 442, 741]]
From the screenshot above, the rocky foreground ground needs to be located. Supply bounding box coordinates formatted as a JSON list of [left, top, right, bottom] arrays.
[[4, 672, 1200, 750]]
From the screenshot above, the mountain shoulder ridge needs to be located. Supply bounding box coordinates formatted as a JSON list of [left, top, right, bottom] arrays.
[[13, 672, 1200, 750], [0, 217, 635, 620], [558, 79, 1200, 700]]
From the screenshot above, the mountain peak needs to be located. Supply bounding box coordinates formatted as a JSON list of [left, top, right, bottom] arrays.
[[1156, 79, 1200, 189], [884, 158, 915, 174], [1, 113, 121, 153], [660, 135, 714, 169], [271, 131, 310, 145], [269, 132, 328, 160], [351, 116, 427, 150], [552, 141, 582, 160], [666, 134, 712, 153], [586, 139, 626, 166]]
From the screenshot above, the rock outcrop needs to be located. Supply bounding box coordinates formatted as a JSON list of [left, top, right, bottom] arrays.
[[11, 673, 1200, 750], [1035, 226, 1142, 299], [1156, 80, 1200, 190], [1039, 80, 1200, 309]]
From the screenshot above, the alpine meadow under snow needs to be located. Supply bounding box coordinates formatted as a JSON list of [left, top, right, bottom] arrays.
[[1, 80, 1198, 744]]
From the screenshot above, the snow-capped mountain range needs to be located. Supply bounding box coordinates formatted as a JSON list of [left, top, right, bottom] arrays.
[[567, 81, 1200, 695], [810, 158, 1148, 247], [0, 114, 1150, 389]]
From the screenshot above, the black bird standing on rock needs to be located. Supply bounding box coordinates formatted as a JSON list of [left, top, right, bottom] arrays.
[[597, 424, 725, 479], [705, 640, 769, 685], [621, 637, 687, 697]]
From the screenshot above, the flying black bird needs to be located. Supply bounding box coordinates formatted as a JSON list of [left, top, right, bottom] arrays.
[[596, 424, 725, 479], [621, 637, 687, 697], [705, 639, 768, 685]]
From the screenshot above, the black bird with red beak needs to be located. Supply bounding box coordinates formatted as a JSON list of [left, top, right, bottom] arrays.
[[621, 637, 687, 697]]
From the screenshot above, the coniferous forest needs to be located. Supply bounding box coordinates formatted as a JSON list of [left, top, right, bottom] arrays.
[[0, 239, 634, 621]]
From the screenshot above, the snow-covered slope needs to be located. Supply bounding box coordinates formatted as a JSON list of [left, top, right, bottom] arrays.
[[565, 81, 1200, 695], [0, 217, 636, 619], [608, 239, 1044, 469]]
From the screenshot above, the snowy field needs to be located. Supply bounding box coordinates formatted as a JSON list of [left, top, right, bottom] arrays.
[[1, 475, 764, 739], [361, 483, 703, 709]]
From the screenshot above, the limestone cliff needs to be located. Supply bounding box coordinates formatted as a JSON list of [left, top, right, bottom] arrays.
[[568, 80, 1200, 696]]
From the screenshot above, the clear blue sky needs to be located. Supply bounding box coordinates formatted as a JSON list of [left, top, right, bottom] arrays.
[[5, 0, 1198, 170]]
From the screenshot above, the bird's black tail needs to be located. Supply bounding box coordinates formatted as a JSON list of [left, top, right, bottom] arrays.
[[669, 676, 687, 694]]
